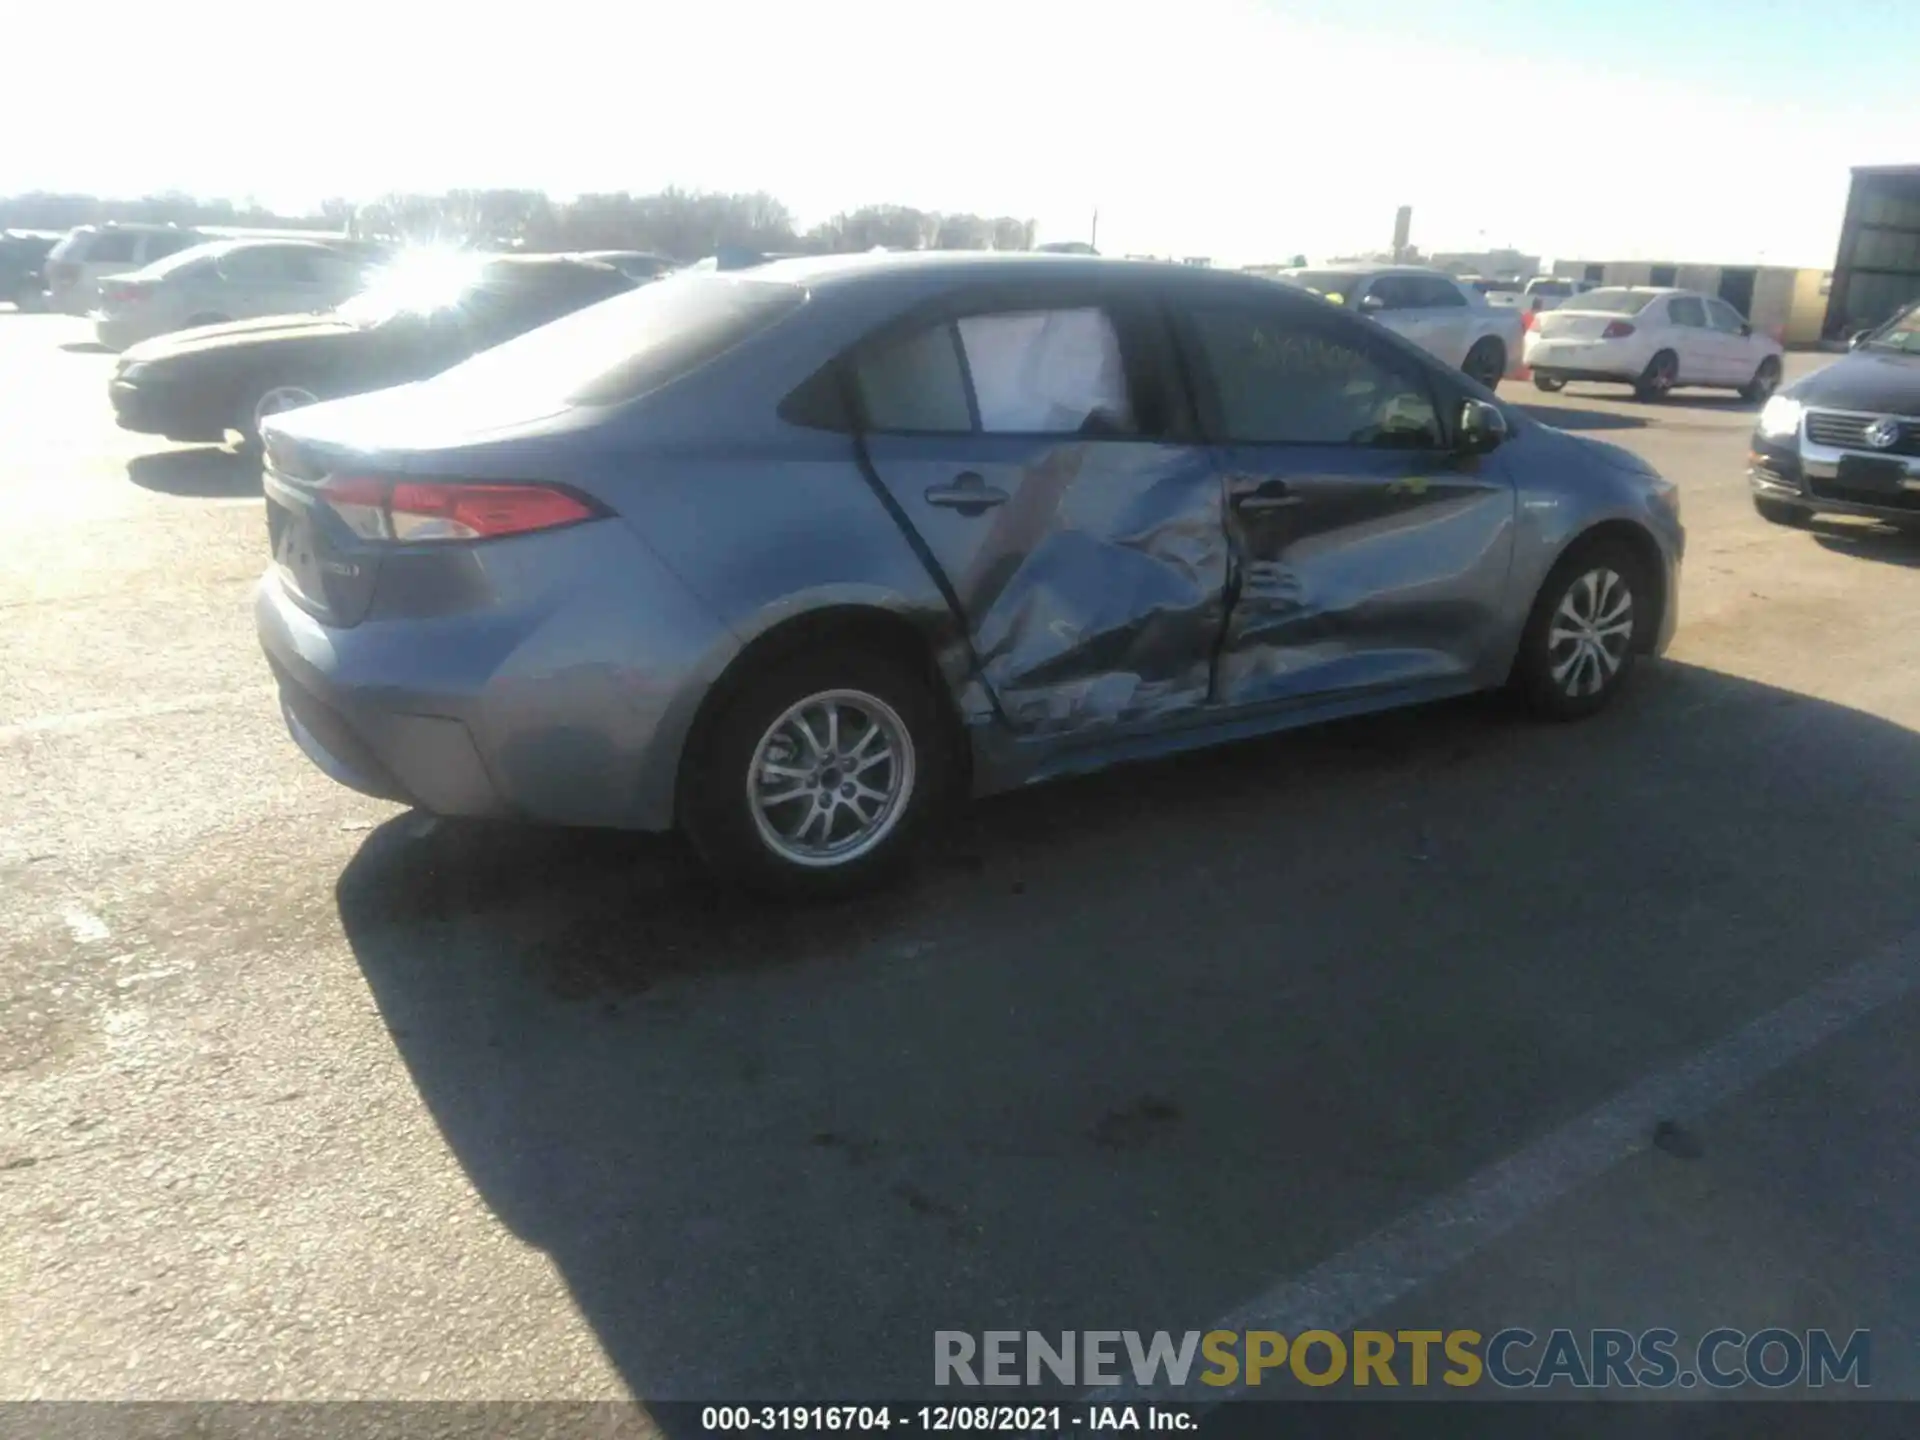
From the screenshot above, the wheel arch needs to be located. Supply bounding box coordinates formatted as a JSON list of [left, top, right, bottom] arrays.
[[1543, 518, 1670, 655], [673, 602, 973, 827]]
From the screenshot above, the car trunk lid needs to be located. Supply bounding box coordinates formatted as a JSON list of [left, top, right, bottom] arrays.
[[1533, 309, 1635, 340]]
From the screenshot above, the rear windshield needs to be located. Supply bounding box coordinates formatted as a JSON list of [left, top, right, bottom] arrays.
[[1527, 280, 1573, 297], [422, 272, 806, 408], [1564, 289, 1651, 314]]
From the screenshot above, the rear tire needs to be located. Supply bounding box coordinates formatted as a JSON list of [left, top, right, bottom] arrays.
[[1753, 495, 1809, 527], [1741, 356, 1783, 405], [1463, 337, 1506, 391], [233, 378, 321, 453], [1512, 538, 1651, 721], [680, 647, 956, 900], [1532, 374, 1567, 393], [1633, 350, 1679, 402]]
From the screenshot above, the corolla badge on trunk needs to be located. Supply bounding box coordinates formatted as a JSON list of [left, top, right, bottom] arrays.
[[1866, 417, 1901, 450]]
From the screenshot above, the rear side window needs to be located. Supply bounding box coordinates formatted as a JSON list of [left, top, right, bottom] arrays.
[[1667, 296, 1707, 327], [1410, 276, 1467, 308], [86, 231, 140, 263], [849, 306, 1143, 437], [855, 324, 973, 432]]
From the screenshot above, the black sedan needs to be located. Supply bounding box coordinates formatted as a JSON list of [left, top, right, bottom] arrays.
[[108, 253, 636, 448]]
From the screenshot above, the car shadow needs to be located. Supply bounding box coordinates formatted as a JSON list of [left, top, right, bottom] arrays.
[[334, 663, 1920, 1413], [1810, 518, 1920, 567], [126, 447, 256, 497], [59, 339, 111, 354], [1516, 405, 1646, 432]]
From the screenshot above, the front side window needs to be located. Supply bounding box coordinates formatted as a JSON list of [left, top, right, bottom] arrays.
[[1668, 296, 1707, 328], [1188, 305, 1442, 449], [1362, 276, 1419, 311]]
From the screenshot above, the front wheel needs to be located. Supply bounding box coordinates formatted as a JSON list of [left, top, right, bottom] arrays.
[[1463, 337, 1506, 390], [680, 648, 956, 899], [1741, 356, 1783, 404], [1512, 540, 1650, 721], [1532, 374, 1567, 393]]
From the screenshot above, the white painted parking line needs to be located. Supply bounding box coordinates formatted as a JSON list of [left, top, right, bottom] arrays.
[[0, 687, 276, 746], [1091, 923, 1920, 1403]]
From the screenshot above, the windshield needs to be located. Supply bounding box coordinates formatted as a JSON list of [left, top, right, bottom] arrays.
[[1864, 299, 1920, 354], [1280, 271, 1358, 304], [415, 271, 806, 410], [1564, 288, 1652, 315], [335, 250, 493, 326]]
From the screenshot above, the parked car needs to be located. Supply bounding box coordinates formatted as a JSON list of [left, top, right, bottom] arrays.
[[1522, 276, 1600, 315], [43, 223, 208, 314], [1274, 265, 1523, 390], [1748, 295, 1920, 529], [109, 254, 636, 449], [574, 250, 678, 283], [93, 239, 377, 351], [1524, 287, 1784, 401], [253, 253, 1683, 898], [0, 230, 63, 309]]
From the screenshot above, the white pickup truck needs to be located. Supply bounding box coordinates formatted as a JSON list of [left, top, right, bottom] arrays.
[[1272, 265, 1526, 391]]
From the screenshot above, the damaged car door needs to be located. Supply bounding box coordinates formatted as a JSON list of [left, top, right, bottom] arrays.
[[852, 289, 1226, 737], [1178, 296, 1516, 708]]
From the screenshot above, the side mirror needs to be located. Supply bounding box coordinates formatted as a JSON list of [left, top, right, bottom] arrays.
[[1849, 328, 1871, 350], [1457, 397, 1508, 455], [1739, 323, 1752, 337], [1358, 293, 1386, 314]]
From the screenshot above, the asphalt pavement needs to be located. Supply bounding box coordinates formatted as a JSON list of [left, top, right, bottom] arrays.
[[5, 316, 1920, 1414]]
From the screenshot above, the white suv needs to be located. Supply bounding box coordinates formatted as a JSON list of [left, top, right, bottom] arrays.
[[43, 223, 206, 315]]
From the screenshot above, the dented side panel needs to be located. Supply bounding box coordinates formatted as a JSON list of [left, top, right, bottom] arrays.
[[861, 434, 1227, 736], [1215, 446, 1518, 708]]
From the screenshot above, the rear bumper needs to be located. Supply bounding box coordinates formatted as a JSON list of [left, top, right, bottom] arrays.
[[1523, 337, 1641, 381], [94, 313, 158, 352], [253, 526, 741, 832]]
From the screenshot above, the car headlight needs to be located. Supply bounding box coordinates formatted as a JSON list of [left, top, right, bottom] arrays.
[[118, 361, 153, 383], [1757, 395, 1803, 440]]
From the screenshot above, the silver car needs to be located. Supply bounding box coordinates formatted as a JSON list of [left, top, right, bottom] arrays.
[[256, 254, 1683, 898], [1276, 265, 1524, 390], [93, 239, 374, 351]]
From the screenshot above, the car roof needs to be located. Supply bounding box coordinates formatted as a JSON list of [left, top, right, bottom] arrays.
[[1282, 264, 1456, 278], [745, 250, 1295, 304]]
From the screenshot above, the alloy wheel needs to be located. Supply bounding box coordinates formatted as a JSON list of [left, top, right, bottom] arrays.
[[1547, 567, 1634, 698], [747, 689, 916, 868]]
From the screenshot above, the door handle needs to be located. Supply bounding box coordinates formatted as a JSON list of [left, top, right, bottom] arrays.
[[1228, 475, 1303, 512], [924, 471, 1010, 515]]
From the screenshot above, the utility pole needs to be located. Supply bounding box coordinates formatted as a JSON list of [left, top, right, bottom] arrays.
[[1090, 208, 1100, 251]]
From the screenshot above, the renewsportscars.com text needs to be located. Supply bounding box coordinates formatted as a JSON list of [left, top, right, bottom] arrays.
[[934, 1328, 1871, 1390]]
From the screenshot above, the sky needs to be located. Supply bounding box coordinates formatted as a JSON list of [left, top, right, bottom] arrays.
[[6, 0, 1917, 268]]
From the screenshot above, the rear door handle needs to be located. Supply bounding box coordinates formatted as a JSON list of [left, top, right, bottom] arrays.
[[924, 471, 1010, 515]]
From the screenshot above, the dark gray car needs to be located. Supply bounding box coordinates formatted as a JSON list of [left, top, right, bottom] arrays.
[[256, 253, 1684, 898]]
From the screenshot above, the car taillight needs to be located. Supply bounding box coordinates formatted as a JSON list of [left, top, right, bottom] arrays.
[[101, 280, 148, 305], [1522, 308, 1537, 331], [1602, 320, 1636, 339], [318, 475, 603, 543]]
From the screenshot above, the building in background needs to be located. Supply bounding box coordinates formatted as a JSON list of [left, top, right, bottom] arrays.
[[1824, 164, 1920, 339]]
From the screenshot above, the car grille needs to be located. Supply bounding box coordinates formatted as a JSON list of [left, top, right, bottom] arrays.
[[1804, 410, 1920, 456]]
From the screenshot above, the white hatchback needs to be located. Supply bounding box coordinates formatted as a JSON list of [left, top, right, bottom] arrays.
[[1524, 287, 1784, 402]]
